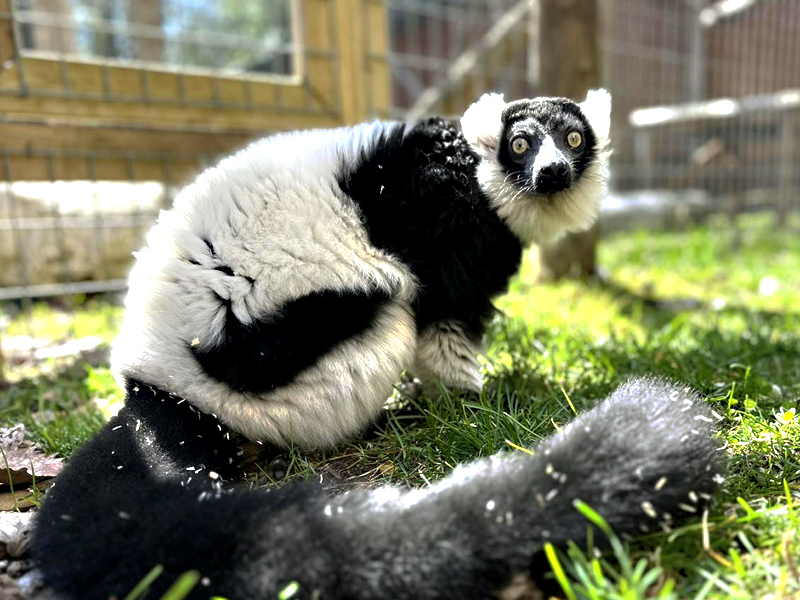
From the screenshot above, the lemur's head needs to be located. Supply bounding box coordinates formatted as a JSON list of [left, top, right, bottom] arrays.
[[461, 90, 611, 245]]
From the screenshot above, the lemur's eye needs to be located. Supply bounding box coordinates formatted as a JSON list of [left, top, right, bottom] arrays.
[[566, 131, 583, 149], [511, 137, 529, 155]]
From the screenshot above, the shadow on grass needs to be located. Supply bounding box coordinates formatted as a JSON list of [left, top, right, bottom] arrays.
[[594, 276, 800, 331]]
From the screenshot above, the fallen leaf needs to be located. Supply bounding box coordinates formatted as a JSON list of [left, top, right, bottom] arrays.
[[0, 481, 53, 512], [0, 425, 63, 487], [0, 511, 35, 558]]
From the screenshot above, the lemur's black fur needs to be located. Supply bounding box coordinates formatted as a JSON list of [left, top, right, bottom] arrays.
[[33, 113, 725, 600], [339, 118, 523, 335], [193, 288, 392, 393], [35, 378, 724, 600]]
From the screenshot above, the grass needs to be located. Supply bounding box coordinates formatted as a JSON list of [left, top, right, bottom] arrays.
[[1, 298, 124, 456], [1, 212, 799, 599]]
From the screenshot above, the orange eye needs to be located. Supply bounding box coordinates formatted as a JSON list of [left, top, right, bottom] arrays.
[[567, 131, 583, 149], [511, 137, 529, 155]]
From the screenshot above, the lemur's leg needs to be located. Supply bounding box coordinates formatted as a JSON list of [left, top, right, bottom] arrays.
[[414, 320, 484, 393]]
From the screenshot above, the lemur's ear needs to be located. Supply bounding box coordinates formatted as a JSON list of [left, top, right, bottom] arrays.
[[460, 93, 506, 154], [579, 88, 612, 143]]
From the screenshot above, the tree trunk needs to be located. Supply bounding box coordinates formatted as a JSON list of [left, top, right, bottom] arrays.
[[537, 0, 601, 280]]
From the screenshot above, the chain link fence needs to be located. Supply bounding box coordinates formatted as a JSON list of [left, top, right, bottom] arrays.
[[0, 0, 798, 359]]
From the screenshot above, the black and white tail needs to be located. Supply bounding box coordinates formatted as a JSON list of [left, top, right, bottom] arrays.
[[33, 377, 726, 600]]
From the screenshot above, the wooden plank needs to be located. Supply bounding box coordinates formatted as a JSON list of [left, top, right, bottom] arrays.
[[249, 80, 280, 108], [302, 0, 336, 110], [366, 0, 388, 56], [217, 78, 247, 107], [0, 121, 257, 154], [280, 81, 306, 110], [368, 59, 391, 118], [106, 65, 145, 100], [366, 0, 391, 117], [182, 73, 217, 104], [306, 56, 336, 110], [144, 70, 182, 103], [64, 61, 105, 95], [0, 0, 14, 66], [5, 155, 87, 180], [3, 154, 202, 184], [304, 0, 333, 52], [334, 0, 368, 123], [0, 93, 340, 131], [0, 58, 317, 109]]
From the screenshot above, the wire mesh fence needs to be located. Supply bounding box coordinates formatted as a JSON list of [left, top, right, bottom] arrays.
[[0, 0, 798, 337]]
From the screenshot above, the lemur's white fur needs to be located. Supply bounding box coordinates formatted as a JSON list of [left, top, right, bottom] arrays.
[[113, 123, 419, 447], [461, 89, 611, 245], [113, 95, 609, 448], [415, 321, 485, 393]]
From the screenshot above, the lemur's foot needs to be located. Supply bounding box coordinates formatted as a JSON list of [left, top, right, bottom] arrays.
[[417, 369, 483, 398], [267, 454, 289, 481], [396, 372, 424, 401]]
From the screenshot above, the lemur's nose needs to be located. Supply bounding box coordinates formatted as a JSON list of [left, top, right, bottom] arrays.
[[535, 162, 572, 193]]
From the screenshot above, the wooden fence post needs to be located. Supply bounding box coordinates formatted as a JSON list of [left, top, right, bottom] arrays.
[[537, 0, 601, 280], [333, 0, 390, 124], [0, 0, 16, 67]]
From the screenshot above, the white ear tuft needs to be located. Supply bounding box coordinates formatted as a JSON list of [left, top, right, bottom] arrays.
[[460, 93, 506, 154], [579, 88, 612, 143]]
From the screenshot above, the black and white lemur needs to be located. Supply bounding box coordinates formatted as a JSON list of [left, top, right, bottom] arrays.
[[33, 91, 726, 600]]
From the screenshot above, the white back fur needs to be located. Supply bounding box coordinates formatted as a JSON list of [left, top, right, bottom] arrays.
[[461, 89, 611, 245], [112, 123, 418, 448]]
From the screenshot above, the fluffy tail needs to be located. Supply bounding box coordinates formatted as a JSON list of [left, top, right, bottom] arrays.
[[33, 378, 725, 600]]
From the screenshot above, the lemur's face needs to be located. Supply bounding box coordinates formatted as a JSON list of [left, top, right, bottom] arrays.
[[461, 90, 611, 245]]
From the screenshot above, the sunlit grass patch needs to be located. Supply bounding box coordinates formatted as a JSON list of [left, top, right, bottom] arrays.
[[3, 214, 799, 599]]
